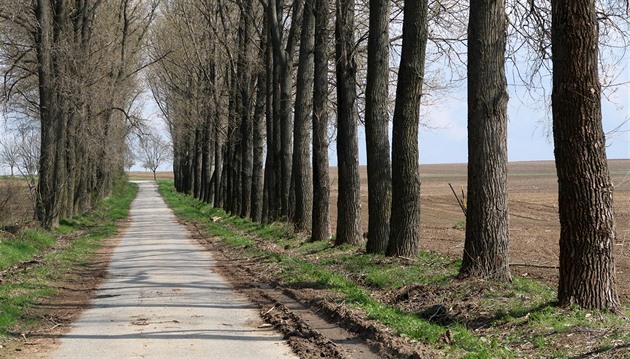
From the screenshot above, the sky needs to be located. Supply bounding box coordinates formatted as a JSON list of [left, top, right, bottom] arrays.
[[410, 79, 630, 165]]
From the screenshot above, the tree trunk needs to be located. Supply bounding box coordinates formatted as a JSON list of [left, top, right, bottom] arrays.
[[386, 0, 429, 258], [202, 114, 214, 204], [291, 0, 315, 232], [334, 0, 362, 246], [459, 0, 511, 281], [251, 27, 267, 222], [35, 0, 61, 229], [267, 0, 302, 219], [214, 111, 225, 209], [310, 0, 331, 242], [193, 128, 203, 199], [364, 0, 391, 253], [262, 23, 276, 223], [551, 0, 620, 311], [251, 66, 266, 223], [238, 0, 254, 218]]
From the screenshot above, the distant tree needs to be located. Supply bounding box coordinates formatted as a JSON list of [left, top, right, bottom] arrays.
[[15, 125, 40, 179], [0, 136, 19, 176], [138, 132, 172, 181], [459, 0, 511, 281], [364, 0, 391, 253], [387, 0, 429, 257], [551, 0, 620, 310], [334, 0, 362, 246]]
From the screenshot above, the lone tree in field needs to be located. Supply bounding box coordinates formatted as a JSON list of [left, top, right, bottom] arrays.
[[0, 137, 20, 177], [551, 0, 620, 310], [138, 132, 172, 181], [459, 0, 511, 281], [386, 0, 429, 258]]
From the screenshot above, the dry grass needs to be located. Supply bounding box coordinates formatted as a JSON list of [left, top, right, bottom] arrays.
[[0, 177, 34, 228]]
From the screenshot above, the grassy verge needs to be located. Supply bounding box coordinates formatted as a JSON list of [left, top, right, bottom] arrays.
[[159, 181, 630, 358], [0, 178, 137, 337]]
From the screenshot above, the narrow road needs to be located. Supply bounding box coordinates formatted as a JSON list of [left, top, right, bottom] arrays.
[[50, 182, 296, 359]]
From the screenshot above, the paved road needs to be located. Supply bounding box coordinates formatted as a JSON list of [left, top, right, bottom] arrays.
[[50, 182, 296, 359]]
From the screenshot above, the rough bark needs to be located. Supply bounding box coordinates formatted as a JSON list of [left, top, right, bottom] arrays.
[[214, 109, 225, 209], [459, 0, 511, 281], [291, 0, 315, 232], [310, 0, 331, 242], [193, 128, 203, 199], [334, 0, 362, 246], [267, 0, 303, 219], [35, 0, 59, 228], [551, 0, 620, 311], [238, 0, 254, 218], [251, 65, 267, 223], [386, 0, 429, 258], [364, 0, 391, 254]]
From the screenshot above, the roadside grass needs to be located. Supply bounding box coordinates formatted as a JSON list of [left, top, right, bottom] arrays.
[[0, 178, 137, 337], [159, 181, 630, 358]]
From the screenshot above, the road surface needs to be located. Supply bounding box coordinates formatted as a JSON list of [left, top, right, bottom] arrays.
[[49, 181, 296, 359]]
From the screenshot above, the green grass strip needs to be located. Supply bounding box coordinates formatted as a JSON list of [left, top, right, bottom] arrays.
[[0, 178, 137, 337]]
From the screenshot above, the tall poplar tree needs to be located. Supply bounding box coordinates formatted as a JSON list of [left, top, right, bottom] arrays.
[[310, 0, 332, 242], [364, 0, 392, 254], [551, 0, 620, 311], [387, 0, 429, 257], [334, 0, 362, 246], [459, 0, 511, 281]]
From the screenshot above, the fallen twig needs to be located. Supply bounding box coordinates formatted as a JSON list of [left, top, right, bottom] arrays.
[[509, 263, 559, 269]]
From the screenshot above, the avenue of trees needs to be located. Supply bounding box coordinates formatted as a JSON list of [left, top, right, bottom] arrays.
[[1, 0, 628, 311], [0, 0, 156, 227]]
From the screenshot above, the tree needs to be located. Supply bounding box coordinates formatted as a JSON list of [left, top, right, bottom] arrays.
[[310, 0, 332, 242], [291, 0, 315, 231], [334, 0, 362, 246], [1, 0, 155, 227], [0, 136, 19, 176], [386, 0, 429, 257], [364, 0, 391, 253], [138, 132, 172, 181], [551, 0, 620, 310], [238, 0, 255, 218], [266, 0, 303, 219], [459, 0, 511, 281]]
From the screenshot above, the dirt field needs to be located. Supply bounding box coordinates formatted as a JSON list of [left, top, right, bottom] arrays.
[[330, 159, 630, 301], [0, 177, 35, 228]]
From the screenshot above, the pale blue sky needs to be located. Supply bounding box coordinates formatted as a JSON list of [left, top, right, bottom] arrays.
[[411, 81, 630, 165]]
